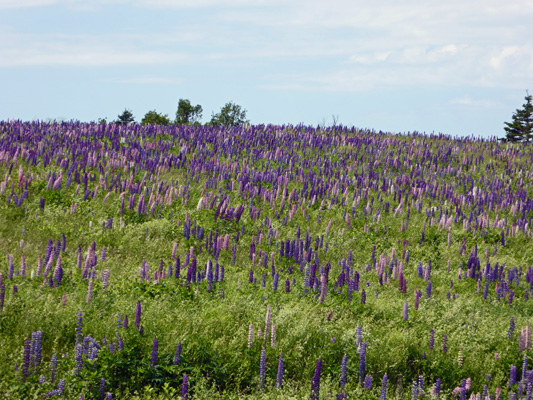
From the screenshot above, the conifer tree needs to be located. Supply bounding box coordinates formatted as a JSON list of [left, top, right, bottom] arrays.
[[504, 92, 533, 142]]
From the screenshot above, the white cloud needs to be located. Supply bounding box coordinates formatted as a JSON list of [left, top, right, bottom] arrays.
[[450, 95, 501, 108]]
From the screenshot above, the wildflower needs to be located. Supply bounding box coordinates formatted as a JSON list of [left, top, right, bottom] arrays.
[[260, 348, 266, 390], [339, 354, 347, 390], [276, 353, 284, 388], [310, 358, 322, 400], [150, 336, 158, 368], [174, 342, 182, 365], [181, 374, 188, 400]]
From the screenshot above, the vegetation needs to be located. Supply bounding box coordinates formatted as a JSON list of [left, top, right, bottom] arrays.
[[0, 121, 532, 399], [210, 101, 248, 126], [175, 99, 203, 126], [504, 92, 533, 142], [141, 111, 171, 126]]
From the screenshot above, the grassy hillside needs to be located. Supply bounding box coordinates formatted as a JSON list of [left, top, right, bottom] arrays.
[[0, 121, 532, 399]]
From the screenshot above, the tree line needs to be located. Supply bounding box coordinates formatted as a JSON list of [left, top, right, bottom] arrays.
[[102, 99, 249, 127]]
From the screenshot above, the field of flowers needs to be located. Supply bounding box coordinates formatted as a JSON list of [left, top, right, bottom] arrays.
[[0, 121, 532, 399]]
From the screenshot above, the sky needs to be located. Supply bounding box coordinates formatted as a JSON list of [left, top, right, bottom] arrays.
[[1, 0, 532, 138]]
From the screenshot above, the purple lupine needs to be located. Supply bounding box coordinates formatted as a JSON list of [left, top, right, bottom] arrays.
[[411, 380, 418, 400], [0, 283, 5, 311], [429, 328, 435, 350], [509, 317, 516, 339], [510, 365, 517, 386], [86, 280, 93, 303], [364, 374, 373, 390], [50, 354, 57, 383], [380, 373, 388, 400], [99, 378, 106, 399], [319, 274, 326, 303], [285, 278, 290, 293], [75, 344, 84, 373], [31, 331, 43, 372], [426, 281, 432, 299], [174, 342, 182, 365], [403, 302, 409, 321], [359, 342, 367, 384], [339, 354, 347, 389], [435, 378, 441, 397], [310, 358, 322, 400], [135, 301, 141, 329], [361, 289, 366, 304], [181, 374, 188, 400], [260, 348, 266, 390], [151, 336, 158, 368], [276, 353, 284, 388], [123, 315, 129, 329], [442, 334, 447, 354], [273, 273, 279, 291]]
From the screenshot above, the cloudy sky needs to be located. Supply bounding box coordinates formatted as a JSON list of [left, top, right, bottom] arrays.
[[1, 0, 532, 137]]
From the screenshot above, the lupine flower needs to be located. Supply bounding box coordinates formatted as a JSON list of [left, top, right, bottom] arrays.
[[320, 274, 326, 303], [380, 373, 388, 400], [359, 342, 367, 383], [412, 380, 418, 400], [181, 374, 188, 400], [364, 374, 373, 390], [310, 358, 322, 400], [271, 325, 276, 348], [276, 353, 284, 388], [403, 302, 409, 321], [50, 354, 57, 383], [0, 283, 5, 311], [442, 334, 448, 354], [75, 344, 84, 373], [264, 305, 272, 343], [31, 331, 43, 372], [248, 323, 254, 348], [151, 336, 158, 368], [361, 289, 366, 304], [260, 348, 266, 390], [39, 374, 46, 384], [99, 378, 106, 399], [429, 328, 435, 349], [339, 354, 347, 389], [173, 342, 182, 365], [86, 280, 93, 303]]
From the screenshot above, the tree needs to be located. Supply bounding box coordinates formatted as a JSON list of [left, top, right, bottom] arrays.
[[210, 101, 249, 126], [175, 99, 203, 125], [504, 92, 533, 142], [141, 110, 171, 126], [116, 109, 135, 125]]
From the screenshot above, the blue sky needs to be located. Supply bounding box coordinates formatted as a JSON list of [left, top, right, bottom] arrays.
[[1, 0, 532, 138]]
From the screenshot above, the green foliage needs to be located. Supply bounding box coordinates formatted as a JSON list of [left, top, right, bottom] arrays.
[[503, 92, 533, 142], [175, 99, 203, 125], [210, 101, 248, 126], [116, 108, 135, 125], [142, 110, 171, 126]]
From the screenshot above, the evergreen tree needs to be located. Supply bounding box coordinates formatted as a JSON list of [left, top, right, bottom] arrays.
[[116, 109, 135, 125], [504, 92, 533, 142]]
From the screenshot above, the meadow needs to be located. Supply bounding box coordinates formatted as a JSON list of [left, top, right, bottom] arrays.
[[0, 120, 532, 399]]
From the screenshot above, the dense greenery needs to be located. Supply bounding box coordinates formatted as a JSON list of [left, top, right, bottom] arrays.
[[0, 121, 532, 399], [504, 93, 533, 142]]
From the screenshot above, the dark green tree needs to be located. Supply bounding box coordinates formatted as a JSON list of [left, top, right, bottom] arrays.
[[210, 101, 249, 126], [504, 92, 533, 142], [175, 99, 203, 125], [141, 110, 171, 126], [116, 109, 135, 125]]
